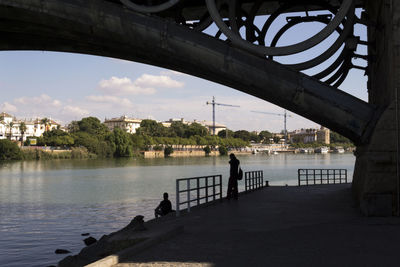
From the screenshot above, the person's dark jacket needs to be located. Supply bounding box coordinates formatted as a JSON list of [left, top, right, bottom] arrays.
[[229, 157, 240, 179], [159, 199, 172, 215]]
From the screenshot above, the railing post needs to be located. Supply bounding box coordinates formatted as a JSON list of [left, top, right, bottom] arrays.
[[320, 169, 323, 184], [313, 169, 316, 185], [197, 178, 200, 206], [219, 175, 222, 200], [213, 176, 216, 201], [187, 179, 191, 213], [334, 169, 336, 184], [306, 169, 309, 186], [252, 172, 255, 190], [327, 169, 330, 184], [245, 172, 248, 192], [345, 169, 348, 183], [298, 169, 300, 186], [205, 177, 209, 203], [176, 179, 180, 217]]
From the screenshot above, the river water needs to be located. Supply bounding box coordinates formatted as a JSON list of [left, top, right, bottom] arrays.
[[0, 153, 355, 267]]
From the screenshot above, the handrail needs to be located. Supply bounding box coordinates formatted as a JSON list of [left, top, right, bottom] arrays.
[[176, 174, 222, 216], [298, 169, 348, 186], [245, 170, 264, 192]]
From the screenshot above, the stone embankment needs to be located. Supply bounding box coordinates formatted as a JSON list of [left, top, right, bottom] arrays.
[[143, 150, 251, 158]]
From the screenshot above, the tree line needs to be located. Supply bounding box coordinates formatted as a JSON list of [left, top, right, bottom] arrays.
[[0, 116, 354, 161], [22, 117, 253, 158]]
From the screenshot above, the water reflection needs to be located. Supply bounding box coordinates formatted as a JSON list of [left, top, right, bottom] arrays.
[[0, 153, 355, 267]]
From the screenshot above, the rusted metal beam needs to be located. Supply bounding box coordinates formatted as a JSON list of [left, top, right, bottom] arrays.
[[0, 0, 375, 143]]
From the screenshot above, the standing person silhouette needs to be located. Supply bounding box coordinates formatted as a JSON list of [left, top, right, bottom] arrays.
[[227, 153, 240, 200]]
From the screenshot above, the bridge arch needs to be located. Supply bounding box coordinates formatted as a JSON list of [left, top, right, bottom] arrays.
[[0, 0, 375, 144]]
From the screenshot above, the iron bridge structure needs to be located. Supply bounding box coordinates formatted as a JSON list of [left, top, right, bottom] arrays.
[[1, 0, 399, 214]]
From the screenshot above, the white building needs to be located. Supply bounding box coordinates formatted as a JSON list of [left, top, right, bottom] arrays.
[[289, 126, 330, 144], [161, 118, 190, 128], [0, 112, 60, 141], [197, 120, 227, 135], [104, 115, 142, 134]]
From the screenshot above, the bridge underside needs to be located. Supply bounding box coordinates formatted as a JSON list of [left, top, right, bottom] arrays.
[[0, 0, 374, 143], [0, 0, 399, 215]]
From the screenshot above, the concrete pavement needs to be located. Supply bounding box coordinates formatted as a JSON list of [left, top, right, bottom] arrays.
[[112, 184, 400, 267]]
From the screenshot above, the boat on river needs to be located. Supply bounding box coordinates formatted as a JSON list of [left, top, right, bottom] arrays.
[[333, 147, 345, 153], [315, 147, 329, 154]]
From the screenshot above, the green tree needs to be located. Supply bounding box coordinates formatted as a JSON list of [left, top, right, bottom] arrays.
[[330, 131, 352, 143], [234, 130, 251, 141], [203, 145, 211, 156], [217, 129, 234, 138], [185, 123, 208, 137], [136, 119, 167, 137], [39, 129, 74, 147], [72, 132, 100, 153], [218, 145, 228, 156], [67, 121, 80, 133], [130, 134, 145, 151], [153, 145, 163, 151], [273, 136, 281, 143], [6, 121, 14, 140], [249, 131, 260, 142], [19, 122, 27, 142], [170, 121, 188, 138], [164, 146, 174, 157], [259, 130, 273, 143], [40, 118, 50, 132], [110, 128, 133, 157], [0, 139, 22, 160], [78, 117, 109, 136]]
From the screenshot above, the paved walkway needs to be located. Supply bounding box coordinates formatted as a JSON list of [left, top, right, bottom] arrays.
[[115, 185, 400, 267]]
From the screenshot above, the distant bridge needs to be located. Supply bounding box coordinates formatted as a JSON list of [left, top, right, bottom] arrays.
[[0, 0, 398, 215]]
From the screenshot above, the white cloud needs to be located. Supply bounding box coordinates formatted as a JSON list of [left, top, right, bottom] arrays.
[[135, 74, 184, 88], [61, 105, 89, 117], [86, 95, 133, 107], [0, 102, 17, 113], [160, 70, 187, 76], [14, 94, 61, 107], [97, 75, 184, 96], [98, 76, 155, 95]]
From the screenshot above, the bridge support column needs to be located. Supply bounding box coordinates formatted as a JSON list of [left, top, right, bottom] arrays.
[[353, 0, 400, 216], [353, 103, 397, 216]]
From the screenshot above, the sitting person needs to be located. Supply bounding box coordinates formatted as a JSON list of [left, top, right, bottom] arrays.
[[154, 192, 174, 218]]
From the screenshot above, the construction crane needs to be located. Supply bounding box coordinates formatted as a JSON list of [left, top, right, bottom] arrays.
[[206, 96, 240, 135], [251, 109, 292, 143]]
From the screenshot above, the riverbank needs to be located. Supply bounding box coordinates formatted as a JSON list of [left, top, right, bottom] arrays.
[[80, 184, 400, 267], [142, 150, 252, 158], [20, 147, 97, 160]]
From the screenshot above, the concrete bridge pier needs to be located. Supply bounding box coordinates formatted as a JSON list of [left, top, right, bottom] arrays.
[[353, 0, 400, 216]]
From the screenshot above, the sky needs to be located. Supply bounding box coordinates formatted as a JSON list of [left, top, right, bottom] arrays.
[[0, 8, 368, 133]]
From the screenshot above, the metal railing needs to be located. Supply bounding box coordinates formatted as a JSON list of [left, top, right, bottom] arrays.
[[298, 169, 348, 186], [176, 174, 222, 216], [245, 170, 264, 192]]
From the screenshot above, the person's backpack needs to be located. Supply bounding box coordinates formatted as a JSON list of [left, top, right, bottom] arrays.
[[238, 165, 243, 180]]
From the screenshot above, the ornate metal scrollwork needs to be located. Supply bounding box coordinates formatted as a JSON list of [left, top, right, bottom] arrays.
[[120, 0, 367, 88], [205, 0, 354, 56]]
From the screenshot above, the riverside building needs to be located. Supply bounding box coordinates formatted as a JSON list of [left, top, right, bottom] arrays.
[[0, 112, 60, 141], [289, 126, 330, 144], [104, 115, 142, 134]]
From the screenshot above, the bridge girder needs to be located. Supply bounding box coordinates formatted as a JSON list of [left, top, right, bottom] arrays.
[[0, 0, 375, 143]]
